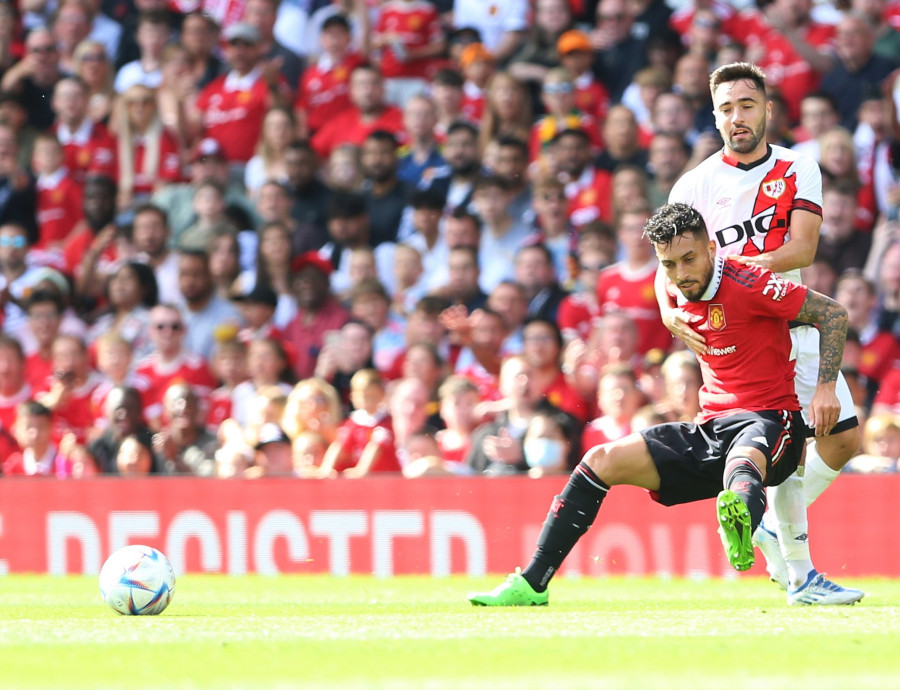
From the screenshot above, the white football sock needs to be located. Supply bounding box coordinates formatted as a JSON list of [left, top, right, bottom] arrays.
[[804, 443, 841, 506], [769, 475, 813, 588]]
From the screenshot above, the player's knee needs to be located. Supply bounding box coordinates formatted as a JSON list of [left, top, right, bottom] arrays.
[[581, 444, 621, 483], [817, 426, 860, 467]]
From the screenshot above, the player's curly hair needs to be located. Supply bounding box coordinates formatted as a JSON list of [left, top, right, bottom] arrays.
[[709, 62, 767, 99], [642, 203, 707, 246]]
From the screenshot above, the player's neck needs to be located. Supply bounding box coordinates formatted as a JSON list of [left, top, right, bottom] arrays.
[[724, 143, 769, 166]]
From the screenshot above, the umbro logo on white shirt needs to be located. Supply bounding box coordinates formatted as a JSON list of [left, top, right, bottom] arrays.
[[717, 197, 731, 207]]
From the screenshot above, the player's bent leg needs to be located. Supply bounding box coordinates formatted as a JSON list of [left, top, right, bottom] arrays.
[[804, 426, 859, 505]]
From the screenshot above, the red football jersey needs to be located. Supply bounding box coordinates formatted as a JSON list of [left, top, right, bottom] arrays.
[[205, 386, 234, 434], [375, 0, 443, 79], [0, 384, 32, 432], [596, 261, 672, 356], [53, 120, 118, 183], [25, 352, 54, 392], [38, 372, 103, 444], [311, 105, 406, 160], [296, 53, 365, 134], [134, 351, 218, 422], [89, 373, 151, 432], [332, 410, 400, 473], [566, 166, 613, 227], [36, 171, 84, 248], [127, 129, 183, 196], [542, 371, 591, 423], [558, 292, 603, 342], [664, 259, 807, 422], [573, 76, 610, 124], [196, 72, 272, 162], [582, 415, 632, 451]]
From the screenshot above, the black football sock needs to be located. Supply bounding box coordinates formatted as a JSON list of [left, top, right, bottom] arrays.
[[522, 462, 610, 593], [724, 457, 767, 532]]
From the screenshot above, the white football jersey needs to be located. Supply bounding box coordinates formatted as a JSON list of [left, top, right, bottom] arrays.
[[669, 145, 823, 284]]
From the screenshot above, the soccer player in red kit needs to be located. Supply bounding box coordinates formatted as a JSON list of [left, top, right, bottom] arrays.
[[468, 202, 851, 607], [665, 62, 862, 604]]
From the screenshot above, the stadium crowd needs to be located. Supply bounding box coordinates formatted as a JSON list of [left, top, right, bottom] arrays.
[[0, 0, 898, 479]]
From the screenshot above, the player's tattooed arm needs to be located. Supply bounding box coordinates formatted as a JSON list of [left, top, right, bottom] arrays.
[[793, 289, 848, 384]]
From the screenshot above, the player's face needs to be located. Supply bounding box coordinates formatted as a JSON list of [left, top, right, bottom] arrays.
[[712, 79, 770, 160], [654, 231, 717, 302]]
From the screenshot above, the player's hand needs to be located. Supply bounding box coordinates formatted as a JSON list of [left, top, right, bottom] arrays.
[[807, 385, 840, 437], [662, 308, 706, 356], [727, 253, 774, 271]]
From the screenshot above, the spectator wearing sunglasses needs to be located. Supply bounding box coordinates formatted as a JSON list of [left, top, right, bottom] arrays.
[[0, 223, 51, 344]]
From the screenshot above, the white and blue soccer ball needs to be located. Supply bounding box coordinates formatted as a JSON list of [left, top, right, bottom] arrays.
[[99, 545, 176, 615]]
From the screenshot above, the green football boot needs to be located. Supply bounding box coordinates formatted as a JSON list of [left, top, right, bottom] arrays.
[[468, 568, 549, 606], [716, 490, 755, 572]]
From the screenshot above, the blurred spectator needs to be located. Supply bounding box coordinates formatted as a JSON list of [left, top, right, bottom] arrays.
[[558, 245, 607, 343], [152, 382, 217, 475], [50, 76, 117, 185], [135, 303, 218, 427], [253, 179, 316, 263], [207, 226, 242, 301], [190, 22, 281, 167], [819, 126, 875, 231], [459, 43, 492, 123], [672, 52, 714, 134], [79, 386, 154, 473], [294, 14, 363, 139], [487, 279, 529, 354], [112, 83, 182, 213], [284, 140, 330, 249], [398, 95, 444, 187], [553, 128, 613, 227], [566, 310, 642, 401], [597, 104, 647, 174], [445, 306, 505, 401], [372, 0, 445, 106], [0, 223, 50, 341], [558, 30, 609, 124], [445, 245, 487, 312], [522, 402, 580, 477], [131, 203, 179, 305], [37, 334, 103, 444], [522, 316, 589, 422], [178, 249, 243, 359], [90, 333, 150, 435], [311, 65, 405, 160], [361, 130, 408, 247], [155, 43, 196, 153], [388, 375, 432, 466], [243, 0, 304, 94], [820, 11, 898, 132], [802, 256, 838, 298], [515, 243, 567, 321], [86, 261, 159, 361], [1, 27, 62, 131], [421, 121, 480, 213], [630, 0, 673, 40], [473, 174, 531, 292], [24, 290, 64, 391], [589, 0, 648, 103], [646, 132, 690, 210], [114, 10, 169, 94], [401, 188, 446, 296], [282, 377, 341, 450], [816, 181, 872, 275], [283, 251, 349, 379], [4, 401, 69, 477], [581, 363, 645, 449], [180, 10, 224, 91], [466, 355, 537, 475], [0, 4, 20, 78], [0, 91, 39, 174], [431, 68, 466, 139], [349, 278, 405, 372], [528, 176, 574, 284], [402, 341, 446, 408], [314, 318, 375, 412], [234, 221, 298, 329], [0, 124, 36, 241], [435, 375, 480, 471], [452, 0, 528, 62], [659, 349, 702, 423], [870, 238, 900, 336], [231, 337, 293, 425], [507, 0, 574, 94], [0, 335, 31, 430], [650, 90, 700, 148], [32, 134, 84, 253], [319, 368, 400, 477], [325, 143, 365, 192], [611, 163, 651, 216], [530, 68, 600, 163], [792, 91, 840, 162], [383, 294, 448, 379], [179, 179, 230, 251], [846, 412, 900, 473], [479, 72, 532, 155], [206, 338, 247, 431], [152, 138, 254, 243], [244, 107, 295, 198]]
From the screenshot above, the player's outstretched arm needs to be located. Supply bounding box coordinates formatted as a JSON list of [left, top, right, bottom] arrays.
[[653, 264, 706, 355], [793, 289, 849, 436], [727, 209, 821, 274]]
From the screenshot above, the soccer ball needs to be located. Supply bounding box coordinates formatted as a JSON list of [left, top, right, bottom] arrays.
[[99, 545, 176, 615]]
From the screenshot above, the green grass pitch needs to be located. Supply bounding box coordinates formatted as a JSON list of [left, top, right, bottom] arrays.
[[2, 574, 899, 689]]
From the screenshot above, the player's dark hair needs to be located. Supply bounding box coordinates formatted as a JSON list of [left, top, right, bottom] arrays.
[[642, 202, 707, 246], [708, 62, 767, 99]]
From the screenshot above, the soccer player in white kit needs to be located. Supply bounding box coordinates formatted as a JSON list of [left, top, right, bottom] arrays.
[[662, 62, 864, 605]]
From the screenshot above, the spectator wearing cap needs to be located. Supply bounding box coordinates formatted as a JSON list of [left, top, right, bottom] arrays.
[[283, 250, 349, 379], [248, 421, 294, 476], [189, 22, 281, 166], [557, 29, 609, 125], [114, 10, 170, 94], [151, 137, 259, 243], [177, 248, 243, 360], [361, 130, 409, 247], [452, 0, 528, 62], [319, 191, 395, 296], [131, 203, 180, 305], [459, 43, 493, 123], [311, 65, 405, 161], [294, 14, 365, 139], [243, 0, 304, 99], [398, 95, 445, 187]]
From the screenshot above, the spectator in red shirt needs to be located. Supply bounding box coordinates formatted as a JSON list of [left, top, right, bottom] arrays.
[[552, 128, 613, 228], [24, 290, 64, 392], [459, 43, 492, 124], [558, 246, 607, 343], [112, 83, 182, 213], [522, 316, 590, 423], [295, 14, 364, 139], [282, 251, 349, 379], [3, 401, 68, 477], [311, 64, 405, 160], [51, 76, 117, 184], [0, 335, 32, 433], [581, 363, 646, 450], [558, 30, 609, 124], [36, 334, 103, 444], [191, 22, 280, 165], [32, 134, 84, 252]]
